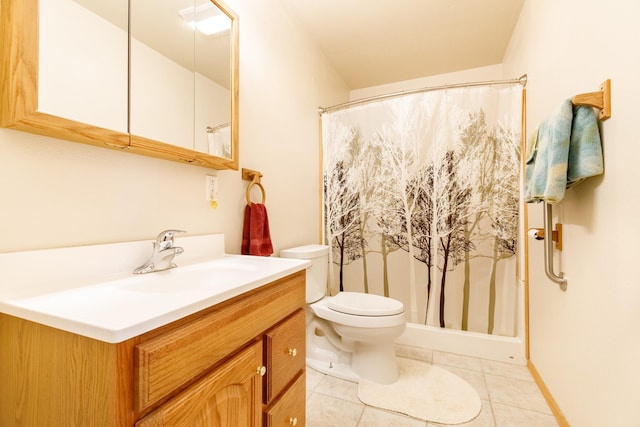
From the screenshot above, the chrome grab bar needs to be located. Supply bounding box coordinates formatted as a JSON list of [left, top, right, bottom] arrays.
[[543, 202, 567, 290]]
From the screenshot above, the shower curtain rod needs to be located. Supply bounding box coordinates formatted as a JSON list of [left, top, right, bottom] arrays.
[[318, 74, 528, 114]]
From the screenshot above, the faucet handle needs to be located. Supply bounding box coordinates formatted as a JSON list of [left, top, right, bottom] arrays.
[[155, 229, 186, 249]]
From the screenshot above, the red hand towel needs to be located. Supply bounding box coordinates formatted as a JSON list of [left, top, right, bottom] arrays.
[[241, 203, 273, 256]]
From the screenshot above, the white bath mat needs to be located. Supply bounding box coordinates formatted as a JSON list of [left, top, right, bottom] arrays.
[[357, 357, 481, 424]]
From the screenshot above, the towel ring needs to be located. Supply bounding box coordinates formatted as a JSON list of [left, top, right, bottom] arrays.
[[246, 181, 266, 205], [242, 168, 267, 205]]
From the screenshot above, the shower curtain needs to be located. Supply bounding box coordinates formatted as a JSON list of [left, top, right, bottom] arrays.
[[322, 84, 523, 336]]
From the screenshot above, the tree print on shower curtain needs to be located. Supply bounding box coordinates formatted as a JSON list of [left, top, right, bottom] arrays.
[[484, 124, 519, 334], [323, 120, 359, 296], [366, 98, 431, 321], [456, 112, 520, 333], [325, 160, 361, 293], [322, 85, 522, 335]]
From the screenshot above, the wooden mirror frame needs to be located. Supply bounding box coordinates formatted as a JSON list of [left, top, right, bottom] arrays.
[[0, 0, 239, 170]]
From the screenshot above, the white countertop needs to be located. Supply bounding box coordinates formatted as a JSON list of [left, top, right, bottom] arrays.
[[0, 235, 310, 343]]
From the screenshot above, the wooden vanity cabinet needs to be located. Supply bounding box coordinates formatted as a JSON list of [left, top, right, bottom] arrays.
[[0, 271, 307, 427]]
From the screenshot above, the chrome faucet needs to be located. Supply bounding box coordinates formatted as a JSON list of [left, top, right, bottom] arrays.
[[133, 230, 186, 274]]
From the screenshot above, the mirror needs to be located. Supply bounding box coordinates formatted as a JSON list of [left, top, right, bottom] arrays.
[[0, 0, 239, 170], [130, 0, 234, 159], [39, 0, 129, 134], [0, 0, 131, 147]]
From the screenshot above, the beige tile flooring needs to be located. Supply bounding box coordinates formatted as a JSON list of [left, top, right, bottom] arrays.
[[305, 345, 559, 427]]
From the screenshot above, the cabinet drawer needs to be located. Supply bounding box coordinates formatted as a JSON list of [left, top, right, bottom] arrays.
[[264, 372, 306, 427], [136, 341, 263, 427], [264, 309, 305, 403], [135, 272, 305, 413]]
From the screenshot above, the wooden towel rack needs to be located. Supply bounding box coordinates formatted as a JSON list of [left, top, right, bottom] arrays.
[[571, 79, 611, 120], [242, 168, 266, 205]]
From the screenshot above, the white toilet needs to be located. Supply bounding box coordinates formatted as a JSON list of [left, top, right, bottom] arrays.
[[280, 244, 406, 384]]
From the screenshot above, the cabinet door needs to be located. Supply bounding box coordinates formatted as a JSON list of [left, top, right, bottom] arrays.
[[264, 309, 306, 403], [1, 0, 130, 148], [264, 373, 306, 427], [136, 341, 263, 427]]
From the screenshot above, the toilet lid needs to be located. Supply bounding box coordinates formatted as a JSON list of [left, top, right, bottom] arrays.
[[327, 292, 404, 316]]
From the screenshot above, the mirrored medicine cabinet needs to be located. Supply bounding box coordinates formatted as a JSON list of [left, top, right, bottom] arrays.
[[0, 0, 239, 170]]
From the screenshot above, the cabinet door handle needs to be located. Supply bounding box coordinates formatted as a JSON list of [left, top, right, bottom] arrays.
[[289, 417, 298, 426], [288, 348, 297, 357], [256, 365, 267, 376]]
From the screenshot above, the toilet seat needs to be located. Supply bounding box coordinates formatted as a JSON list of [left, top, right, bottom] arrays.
[[327, 292, 404, 316], [310, 295, 406, 329]]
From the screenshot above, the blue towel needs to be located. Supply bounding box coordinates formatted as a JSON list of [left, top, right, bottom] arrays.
[[567, 105, 604, 188], [524, 99, 603, 203]]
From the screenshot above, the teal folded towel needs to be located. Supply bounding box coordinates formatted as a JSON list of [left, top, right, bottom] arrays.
[[524, 99, 603, 203]]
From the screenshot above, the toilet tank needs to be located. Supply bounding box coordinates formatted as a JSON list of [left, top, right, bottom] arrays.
[[280, 244, 328, 304]]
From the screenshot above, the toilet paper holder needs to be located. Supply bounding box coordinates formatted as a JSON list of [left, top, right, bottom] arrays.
[[528, 223, 562, 251]]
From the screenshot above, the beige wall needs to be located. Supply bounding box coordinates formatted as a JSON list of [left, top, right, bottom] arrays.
[[0, 0, 348, 255], [502, 0, 640, 425], [349, 64, 504, 100]]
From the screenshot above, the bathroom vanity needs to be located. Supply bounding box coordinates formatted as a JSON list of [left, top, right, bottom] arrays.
[[0, 235, 308, 426]]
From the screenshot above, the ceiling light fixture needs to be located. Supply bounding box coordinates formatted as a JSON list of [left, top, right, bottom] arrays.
[[178, 3, 230, 36]]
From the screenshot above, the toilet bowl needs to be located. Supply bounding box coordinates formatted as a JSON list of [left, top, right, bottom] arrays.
[[280, 245, 407, 384]]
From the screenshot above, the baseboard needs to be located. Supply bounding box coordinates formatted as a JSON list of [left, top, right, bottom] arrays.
[[526, 360, 570, 426]]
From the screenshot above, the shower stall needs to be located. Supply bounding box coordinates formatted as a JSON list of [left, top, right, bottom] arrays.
[[320, 77, 527, 363]]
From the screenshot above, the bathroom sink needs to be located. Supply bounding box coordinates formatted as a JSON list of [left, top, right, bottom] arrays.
[[116, 257, 260, 294], [0, 235, 310, 343]]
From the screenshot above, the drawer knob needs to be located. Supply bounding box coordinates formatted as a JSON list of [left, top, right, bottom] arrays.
[[288, 348, 298, 357], [289, 417, 298, 426], [256, 365, 267, 377]]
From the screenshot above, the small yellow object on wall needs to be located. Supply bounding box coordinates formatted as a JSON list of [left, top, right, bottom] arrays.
[[206, 175, 219, 209]]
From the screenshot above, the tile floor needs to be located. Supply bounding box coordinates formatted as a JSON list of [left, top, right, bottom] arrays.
[[305, 345, 559, 427]]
